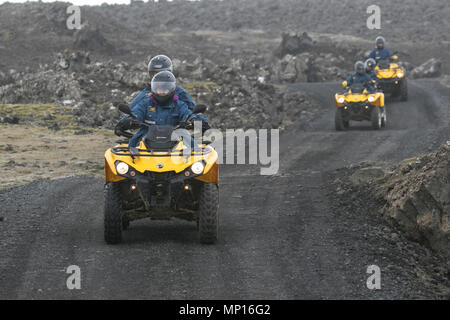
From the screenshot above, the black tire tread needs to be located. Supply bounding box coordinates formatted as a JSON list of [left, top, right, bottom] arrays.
[[198, 183, 219, 244], [371, 107, 381, 130], [104, 182, 123, 244]]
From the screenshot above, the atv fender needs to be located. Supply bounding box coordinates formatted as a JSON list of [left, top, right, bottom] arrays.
[[196, 162, 219, 184], [105, 150, 126, 183]]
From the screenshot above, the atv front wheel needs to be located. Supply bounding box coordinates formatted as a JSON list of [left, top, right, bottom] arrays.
[[371, 107, 382, 130], [381, 108, 387, 128], [198, 183, 219, 244], [335, 108, 347, 131], [104, 182, 123, 244], [399, 79, 408, 101]]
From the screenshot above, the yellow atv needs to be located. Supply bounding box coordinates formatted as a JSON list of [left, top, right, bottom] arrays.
[[104, 104, 219, 244], [335, 83, 386, 130], [375, 55, 408, 101]]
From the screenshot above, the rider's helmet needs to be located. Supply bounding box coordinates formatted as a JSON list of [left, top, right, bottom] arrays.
[[148, 55, 173, 79], [151, 71, 176, 105], [375, 36, 385, 50], [365, 58, 376, 71], [355, 61, 365, 75]]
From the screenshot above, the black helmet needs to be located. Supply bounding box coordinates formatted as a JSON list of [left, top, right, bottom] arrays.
[[365, 58, 376, 70], [151, 71, 176, 105], [148, 55, 173, 79], [355, 61, 365, 75], [375, 36, 385, 49]]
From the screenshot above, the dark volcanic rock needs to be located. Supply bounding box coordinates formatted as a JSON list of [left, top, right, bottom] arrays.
[[378, 143, 450, 257], [274, 32, 314, 58]]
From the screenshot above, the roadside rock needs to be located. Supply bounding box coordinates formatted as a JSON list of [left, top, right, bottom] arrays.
[[349, 167, 386, 186], [378, 143, 450, 257], [274, 32, 314, 58], [0, 114, 19, 124], [410, 58, 442, 79]]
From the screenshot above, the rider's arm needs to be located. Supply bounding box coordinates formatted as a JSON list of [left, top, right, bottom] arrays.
[[129, 90, 148, 110], [176, 100, 195, 123], [386, 48, 393, 58], [368, 49, 376, 60], [176, 87, 196, 111], [130, 98, 149, 122], [346, 74, 354, 86]]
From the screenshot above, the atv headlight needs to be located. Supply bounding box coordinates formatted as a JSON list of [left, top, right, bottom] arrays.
[[116, 162, 129, 175], [397, 72, 404, 78], [368, 96, 375, 102], [191, 161, 205, 175], [338, 97, 345, 103]]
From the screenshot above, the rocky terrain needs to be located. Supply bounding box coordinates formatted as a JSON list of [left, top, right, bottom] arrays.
[[0, 0, 449, 299], [329, 141, 450, 296]]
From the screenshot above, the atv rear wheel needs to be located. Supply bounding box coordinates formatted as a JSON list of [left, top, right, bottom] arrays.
[[198, 183, 219, 244], [335, 108, 347, 131], [104, 182, 123, 244], [399, 78, 408, 101], [371, 107, 382, 130]]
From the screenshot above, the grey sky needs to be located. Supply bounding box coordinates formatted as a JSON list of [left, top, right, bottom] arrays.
[[0, 0, 154, 6]]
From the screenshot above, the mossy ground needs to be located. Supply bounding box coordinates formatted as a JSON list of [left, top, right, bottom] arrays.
[[0, 104, 117, 189]]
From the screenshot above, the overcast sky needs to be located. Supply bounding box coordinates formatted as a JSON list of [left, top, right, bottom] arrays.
[[0, 0, 163, 5]]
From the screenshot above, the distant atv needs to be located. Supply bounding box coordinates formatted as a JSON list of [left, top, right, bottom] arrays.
[[335, 83, 386, 130], [375, 55, 408, 101], [104, 104, 219, 245]]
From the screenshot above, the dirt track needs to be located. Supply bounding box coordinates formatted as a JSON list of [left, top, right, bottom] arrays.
[[0, 80, 449, 299]]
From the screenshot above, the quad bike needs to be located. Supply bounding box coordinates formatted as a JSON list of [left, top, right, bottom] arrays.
[[374, 54, 408, 101], [104, 104, 219, 244], [334, 83, 386, 130]]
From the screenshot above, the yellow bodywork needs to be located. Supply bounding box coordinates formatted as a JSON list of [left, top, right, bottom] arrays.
[[335, 90, 385, 108], [104, 140, 219, 184], [375, 63, 405, 80]]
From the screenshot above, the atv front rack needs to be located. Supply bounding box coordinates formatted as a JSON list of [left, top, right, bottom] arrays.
[[111, 146, 212, 157]]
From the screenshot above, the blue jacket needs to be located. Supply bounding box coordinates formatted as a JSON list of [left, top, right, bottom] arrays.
[[366, 69, 378, 84], [128, 93, 205, 148], [346, 72, 375, 93], [130, 85, 195, 111], [368, 48, 393, 62]]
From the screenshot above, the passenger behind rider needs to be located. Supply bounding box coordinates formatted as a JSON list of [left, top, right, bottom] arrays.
[[365, 58, 378, 89], [127, 71, 209, 149], [115, 55, 200, 136], [342, 61, 375, 93]]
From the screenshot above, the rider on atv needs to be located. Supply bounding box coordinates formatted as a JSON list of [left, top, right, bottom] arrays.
[[365, 58, 378, 81], [343, 61, 375, 93], [115, 55, 197, 136], [127, 71, 210, 149], [368, 36, 394, 63]]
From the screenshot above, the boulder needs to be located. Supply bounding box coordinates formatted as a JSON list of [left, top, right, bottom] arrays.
[[410, 58, 441, 79], [274, 32, 314, 58], [378, 143, 450, 257]]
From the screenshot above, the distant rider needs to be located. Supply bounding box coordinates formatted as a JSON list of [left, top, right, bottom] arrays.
[[368, 36, 395, 62], [342, 61, 375, 93], [127, 71, 209, 149]]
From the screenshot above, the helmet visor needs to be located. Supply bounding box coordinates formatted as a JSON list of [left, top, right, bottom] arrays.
[[151, 81, 176, 97]]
